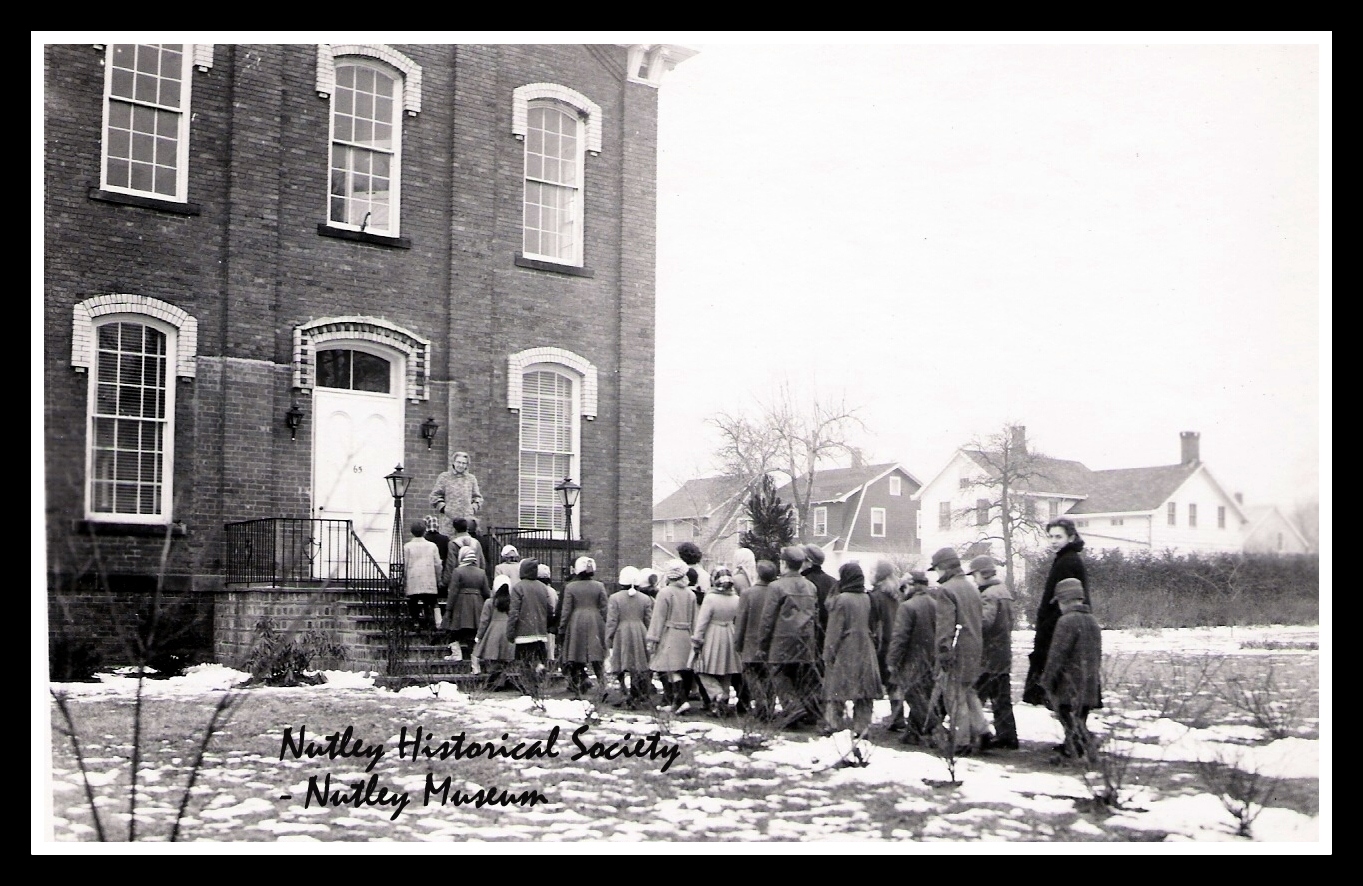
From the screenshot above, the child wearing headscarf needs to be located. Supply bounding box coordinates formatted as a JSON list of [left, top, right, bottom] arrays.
[[473, 576, 516, 689], [732, 547, 758, 594], [822, 562, 884, 737], [559, 556, 610, 697], [445, 544, 490, 661], [607, 566, 654, 707], [691, 565, 743, 716]]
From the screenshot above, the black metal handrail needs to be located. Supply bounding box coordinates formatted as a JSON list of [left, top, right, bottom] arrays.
[[224, 517, 408, 675], [489, 527, 588, 584]]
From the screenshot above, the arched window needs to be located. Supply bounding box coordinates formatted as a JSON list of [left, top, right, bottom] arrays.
[[513, 84, 601, 268], [86, 317, 177, 521], [518, 367, 579, 533], [523, 102, 584, 265], [318, 45, 422, 239], [100, 43, 194, 201], [328, 58, 403, 236], [73, 295, 196, 524]]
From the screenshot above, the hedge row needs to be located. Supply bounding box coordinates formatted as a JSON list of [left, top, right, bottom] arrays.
[[1020, 549, 1319, 629]]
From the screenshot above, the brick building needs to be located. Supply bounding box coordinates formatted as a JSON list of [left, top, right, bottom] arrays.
[[41, 42, 692, 668]]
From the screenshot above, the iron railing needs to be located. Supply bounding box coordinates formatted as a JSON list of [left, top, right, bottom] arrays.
[[488, 527, 588, 584], [224, 517, 408, 675]]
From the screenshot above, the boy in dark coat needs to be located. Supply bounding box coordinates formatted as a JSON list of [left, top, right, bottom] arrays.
[[970, 555, 1018, 750], [1041, 577, 1103, 761], [759, 546, 822, 728], [733, 559, 778, 719], [886, 571, 940, 744]]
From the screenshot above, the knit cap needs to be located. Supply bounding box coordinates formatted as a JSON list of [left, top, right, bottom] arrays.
[[1055, 577, 1085, 604]]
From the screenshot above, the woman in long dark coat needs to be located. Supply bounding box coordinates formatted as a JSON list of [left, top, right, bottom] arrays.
[[822, 562, 883, 737], [1022, 517, 1091, 706], [559, 556, 610, 697]]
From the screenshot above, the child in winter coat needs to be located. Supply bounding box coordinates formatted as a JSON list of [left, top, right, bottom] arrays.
[[1041, 577, 1103, 761], [969, 555, 1018, 750], [607, 567, 654, 707]]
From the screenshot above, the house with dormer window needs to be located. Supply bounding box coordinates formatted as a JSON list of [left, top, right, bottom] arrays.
[[915, 429, 1264, 566]]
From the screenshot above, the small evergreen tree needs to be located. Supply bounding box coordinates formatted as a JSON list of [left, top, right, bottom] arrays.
[[739, 474, 796, 563]]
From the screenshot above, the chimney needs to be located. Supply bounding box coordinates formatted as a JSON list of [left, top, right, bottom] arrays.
[[1010, 425, 1026, 453], [1180, 431, 1200, 465]]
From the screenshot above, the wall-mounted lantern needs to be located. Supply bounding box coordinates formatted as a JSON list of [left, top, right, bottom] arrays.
[[284, 403, 305, 441], [420, 416, 440, 449]]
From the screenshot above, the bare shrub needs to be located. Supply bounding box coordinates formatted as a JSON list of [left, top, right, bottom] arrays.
[[1193, 751, 1280, 838], [1217, 666, 1307, 739]]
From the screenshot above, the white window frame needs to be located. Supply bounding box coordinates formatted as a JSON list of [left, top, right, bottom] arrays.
[[513, 85, 601, 269], [870, 507, 887, 538], [85, 314, 178, 523], [1168, 502, 1178, 526], [516, 363, 581, 537], [664, 521, 675, 542], [326, 57, 404, 237], [888, 475, 902, 496], [100, 43, 194, 202], [521, 99, 586, 266], [938, 501, 951, 531], [812, 506, 828, 537], [1188, 503, 1198, 529]]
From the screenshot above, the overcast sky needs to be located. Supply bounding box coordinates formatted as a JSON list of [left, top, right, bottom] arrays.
[[651, 35, 1329, 513]]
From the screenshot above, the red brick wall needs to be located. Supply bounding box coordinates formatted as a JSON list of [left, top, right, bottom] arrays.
[[44, 44, 660, 656]]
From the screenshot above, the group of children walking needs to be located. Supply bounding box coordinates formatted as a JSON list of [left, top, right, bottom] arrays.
[[403, 518, 1103, 761]]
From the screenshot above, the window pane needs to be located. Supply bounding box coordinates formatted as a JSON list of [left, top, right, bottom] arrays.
[[351, 351, 391, 393], [316, 349, 349, 389]]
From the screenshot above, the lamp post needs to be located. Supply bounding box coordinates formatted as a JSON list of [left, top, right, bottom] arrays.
[[554, 476, 581, 584], [554, 475, 581, 542], [385, 464, 412, 591]]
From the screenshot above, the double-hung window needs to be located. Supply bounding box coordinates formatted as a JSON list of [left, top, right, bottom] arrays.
[[812, 506, 828, 537], [518, 369, 578, 534], [329, 60, 402, 236], [101, 43, 192, 201], [87, 319, 175, 521], [523, 102, 585, 265], [871, 508, 887, 538]]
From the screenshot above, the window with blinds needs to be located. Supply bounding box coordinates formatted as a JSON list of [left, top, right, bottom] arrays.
[[518, 369, 576, 531]]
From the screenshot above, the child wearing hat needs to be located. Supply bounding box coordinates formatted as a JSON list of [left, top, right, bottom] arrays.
[[1041, 577, 1103, 761], [969, 555, 1018, 750]]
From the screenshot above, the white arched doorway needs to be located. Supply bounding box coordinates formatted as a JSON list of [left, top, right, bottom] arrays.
[[310, 343, 406, 572]]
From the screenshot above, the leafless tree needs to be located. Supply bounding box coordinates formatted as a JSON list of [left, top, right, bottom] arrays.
[[709, 381, 867, 542], [958, 422, 1057, 593]]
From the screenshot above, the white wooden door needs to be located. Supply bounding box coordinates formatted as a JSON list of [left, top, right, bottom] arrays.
[[312, 387, 404, 578]]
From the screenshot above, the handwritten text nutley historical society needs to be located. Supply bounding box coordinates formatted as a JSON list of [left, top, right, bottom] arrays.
[[278, 725, 684, 821]]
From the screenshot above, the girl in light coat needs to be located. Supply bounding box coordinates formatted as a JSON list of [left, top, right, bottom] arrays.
[[690, 566, 743, 716], [646, 559, 698, 713]]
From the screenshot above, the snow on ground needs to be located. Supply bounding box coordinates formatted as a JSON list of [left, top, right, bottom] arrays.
[[43, 626, 1326, 848]]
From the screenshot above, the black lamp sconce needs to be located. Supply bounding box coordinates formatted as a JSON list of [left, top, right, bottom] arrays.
[[420, 416, 440, 449], [285, 403, 305, 441]]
